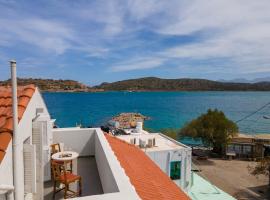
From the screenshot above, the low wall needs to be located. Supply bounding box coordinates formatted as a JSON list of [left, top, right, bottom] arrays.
[[52, 128, 95, 156], [95, 131, 119, 193]]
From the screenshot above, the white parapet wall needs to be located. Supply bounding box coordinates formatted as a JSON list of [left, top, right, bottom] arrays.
[[52, 128, 141, 200], [148, 133, 192, 191], [53, 128, 95, 156]]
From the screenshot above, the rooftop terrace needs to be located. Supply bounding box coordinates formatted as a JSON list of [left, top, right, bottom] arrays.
[[117, 133, 188, 152], [46, 127, 140, 200], [45, 127, 189, 200]]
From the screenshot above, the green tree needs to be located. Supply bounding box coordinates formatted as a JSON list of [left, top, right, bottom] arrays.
[[161, 128, 179, 140], [179, 109, 238, 155]]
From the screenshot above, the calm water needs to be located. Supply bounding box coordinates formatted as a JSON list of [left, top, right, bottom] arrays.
[[43, 91, 270, 134]]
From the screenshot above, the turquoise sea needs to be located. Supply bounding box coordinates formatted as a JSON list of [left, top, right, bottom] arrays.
[[43, 91, 270, 134]]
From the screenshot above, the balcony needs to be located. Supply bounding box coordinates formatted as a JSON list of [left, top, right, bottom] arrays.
[[43, 128, 140, 200], [44, 156, 103, 199]]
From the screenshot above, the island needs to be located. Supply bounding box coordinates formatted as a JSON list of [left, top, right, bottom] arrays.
[[1, 77, 270, 92]]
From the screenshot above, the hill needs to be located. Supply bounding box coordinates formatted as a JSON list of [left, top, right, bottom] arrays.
[[95, 77, 270, 91], [0, 78, 99, 92]]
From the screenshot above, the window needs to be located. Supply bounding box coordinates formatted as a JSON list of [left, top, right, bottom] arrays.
[[227, 144, 234, 152], [243, 145, 252, 154], [234, 145, 242, 154], [170, 161, 181, 180]]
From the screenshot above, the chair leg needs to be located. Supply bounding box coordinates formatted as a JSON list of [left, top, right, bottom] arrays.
[[64, 184, 68, 199], [79, 178, 82, 196], [53, 181, 56, 200], [71, 161, 73, 173]]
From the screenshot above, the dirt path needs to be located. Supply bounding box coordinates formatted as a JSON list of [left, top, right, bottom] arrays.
[[193, 158, 269, 200]]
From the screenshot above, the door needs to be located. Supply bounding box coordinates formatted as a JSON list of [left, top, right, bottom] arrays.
[[170, 161, 181, 180]]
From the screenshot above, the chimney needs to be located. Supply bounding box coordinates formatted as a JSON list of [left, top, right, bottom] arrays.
[[10, 60, 20, 200]]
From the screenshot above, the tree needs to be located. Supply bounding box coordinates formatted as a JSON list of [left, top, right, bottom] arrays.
[[179, 109, 238, 155], [249, 157, 270, 186], [161, 128, 179, 140]]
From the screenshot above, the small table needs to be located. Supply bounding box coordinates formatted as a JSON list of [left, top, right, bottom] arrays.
[[52, 151, 79, 162], [52, 151, 79, 174]]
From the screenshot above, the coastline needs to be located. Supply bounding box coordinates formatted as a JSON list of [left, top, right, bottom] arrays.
[[41, 89, 270, 93]]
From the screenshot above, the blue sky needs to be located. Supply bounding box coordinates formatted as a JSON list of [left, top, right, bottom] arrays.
[[1, 0, 270, 86]]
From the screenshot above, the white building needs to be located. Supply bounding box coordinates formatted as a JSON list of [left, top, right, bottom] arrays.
[[0, 84, 52, 200], [0, 84, 190, 200], [117, 132, 192, 191]]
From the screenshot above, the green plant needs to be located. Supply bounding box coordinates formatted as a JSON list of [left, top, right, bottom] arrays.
[[161, 128, 179, 140], [179, 109, 238, 155]]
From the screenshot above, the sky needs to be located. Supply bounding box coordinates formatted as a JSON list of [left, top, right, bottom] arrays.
[[0, 0, 270, 86]]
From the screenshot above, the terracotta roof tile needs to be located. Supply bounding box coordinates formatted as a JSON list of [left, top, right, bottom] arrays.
[[0, 151, 5, 162], [0, 85, 35, 163], [0, 132, 12, 151], [105, 134, 190, 200]]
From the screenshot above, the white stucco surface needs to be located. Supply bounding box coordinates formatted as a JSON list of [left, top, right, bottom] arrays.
[[117, 133, 187, 151], [0, 88, 50, 199], [52, 128, 141, 200], [117, 133, 192, 191], [0, 142, 13, 186], [53, 128, 95, 156]]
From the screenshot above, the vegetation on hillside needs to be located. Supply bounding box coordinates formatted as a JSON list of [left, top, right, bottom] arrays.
[[95, 77, 270, 91], [2, 76, 270, 92], [0, 78, 101, 92], [179, 109, 238, 155]]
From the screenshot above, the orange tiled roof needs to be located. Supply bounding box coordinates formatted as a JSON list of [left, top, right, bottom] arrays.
[[105, 134, 190, 200], [0, 85, 36, 163]]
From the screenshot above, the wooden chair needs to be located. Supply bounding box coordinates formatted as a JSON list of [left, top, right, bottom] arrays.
[[50, 143, 73, 172], [51, 160, 82, 199], [51, 143, 61, 155]]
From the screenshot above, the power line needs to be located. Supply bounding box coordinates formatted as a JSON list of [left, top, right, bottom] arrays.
[[235, 101, 270, 123]]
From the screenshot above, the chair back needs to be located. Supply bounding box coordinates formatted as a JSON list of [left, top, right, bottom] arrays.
[[51, 143, 61, 155], [51, 160, 67, 182]]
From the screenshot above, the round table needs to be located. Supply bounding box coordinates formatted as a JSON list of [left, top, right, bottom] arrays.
[[51, 151, 79, 161]]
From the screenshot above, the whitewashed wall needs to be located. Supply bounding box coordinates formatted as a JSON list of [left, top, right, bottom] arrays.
[[52, 128, 95, 156], [145, 134, 192, 191], [0, 143, 13, 186], [0, 88, 50, 199], [16, 89, 50, 198], [94, 132, 119, 193]]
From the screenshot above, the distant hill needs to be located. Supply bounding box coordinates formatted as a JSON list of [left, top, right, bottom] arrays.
[[2, 77, 270, 92], [219, 77, 270, 83], [94, 77, 270, 91], [0, 78, 102, 92]]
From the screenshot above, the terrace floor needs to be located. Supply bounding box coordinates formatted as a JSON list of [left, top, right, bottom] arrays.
[[44, 156, 103, 199]]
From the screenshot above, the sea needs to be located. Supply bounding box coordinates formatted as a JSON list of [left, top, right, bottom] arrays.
[[43, 91, 270, 136]]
